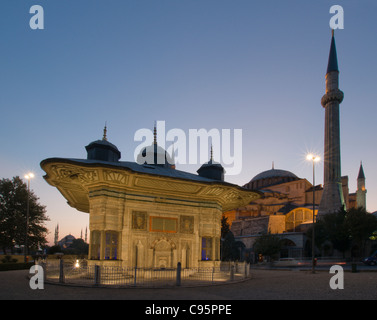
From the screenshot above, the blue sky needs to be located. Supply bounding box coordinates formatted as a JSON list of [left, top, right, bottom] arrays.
[[1, 0, 377, 244]]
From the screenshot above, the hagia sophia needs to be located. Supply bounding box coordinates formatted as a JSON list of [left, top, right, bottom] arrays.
[[225, 162, 366, 259]]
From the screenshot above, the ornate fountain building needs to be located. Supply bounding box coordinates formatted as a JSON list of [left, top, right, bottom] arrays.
[[41, 127, 260, 268]]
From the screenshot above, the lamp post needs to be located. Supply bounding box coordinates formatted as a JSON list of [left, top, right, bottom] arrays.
[[24, 173, 34, 262], [306, 154, 320, 273]]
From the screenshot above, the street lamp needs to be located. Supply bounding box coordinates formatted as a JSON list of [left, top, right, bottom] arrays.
[[24, 172, 34, 262], [306, 154, 320, 273]]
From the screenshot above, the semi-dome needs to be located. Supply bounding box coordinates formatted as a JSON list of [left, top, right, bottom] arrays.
[[245, 168, 299, 190]]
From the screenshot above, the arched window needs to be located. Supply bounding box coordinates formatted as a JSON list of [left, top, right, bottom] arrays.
[[286, 208, 313, 232]]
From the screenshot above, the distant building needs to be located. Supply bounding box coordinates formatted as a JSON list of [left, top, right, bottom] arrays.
[[349, 163, 367, 210], [58, 234, 75, 249], [225, 164, 365, 259]]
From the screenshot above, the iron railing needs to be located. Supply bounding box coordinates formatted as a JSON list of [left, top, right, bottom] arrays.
[[37, 259, 251, 288]]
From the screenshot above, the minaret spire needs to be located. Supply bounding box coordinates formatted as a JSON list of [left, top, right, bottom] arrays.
[[327, 29, 339, 74], [356, 161, 367, 210]]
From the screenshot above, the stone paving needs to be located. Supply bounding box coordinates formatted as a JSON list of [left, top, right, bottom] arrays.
[[1, 267, 376, 300]]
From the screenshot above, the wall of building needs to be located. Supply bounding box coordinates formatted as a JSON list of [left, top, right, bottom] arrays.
[[87, 188, 222, 268]]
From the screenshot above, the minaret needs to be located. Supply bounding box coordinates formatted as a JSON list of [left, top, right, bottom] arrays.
[[54, 223, 59, 245], [356, 162, 367, 209], [318, 30, 345, 216]]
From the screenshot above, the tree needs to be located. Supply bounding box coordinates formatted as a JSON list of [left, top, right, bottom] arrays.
[[0, 176, 49, 254], [221, 215, 230, 239], [345, 207, 377, 257], [253, 232, 281, 262], [311, 209, 351, 257], [307, 207, 377, 258], [220, 215, 245, 261]]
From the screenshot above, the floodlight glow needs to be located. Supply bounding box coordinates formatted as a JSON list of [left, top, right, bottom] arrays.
[[24, 173, 35, 180]]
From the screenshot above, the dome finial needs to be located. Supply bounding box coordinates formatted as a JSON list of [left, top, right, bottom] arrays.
[[153, 121, 157, 144], [103, 122, 108, 141], [272, 161, 274, 170], [210, 144, 214, 162]]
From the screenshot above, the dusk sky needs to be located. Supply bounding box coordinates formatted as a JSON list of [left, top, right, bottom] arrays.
[[1, 1, 377, 245]]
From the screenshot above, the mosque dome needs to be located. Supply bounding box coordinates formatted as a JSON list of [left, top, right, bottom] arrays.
[[245, 167, 299, 190], [85, 126, 121, 162]]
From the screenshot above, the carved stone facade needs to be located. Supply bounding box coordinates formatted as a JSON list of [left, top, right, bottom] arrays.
[[84, 186, 223, 268]]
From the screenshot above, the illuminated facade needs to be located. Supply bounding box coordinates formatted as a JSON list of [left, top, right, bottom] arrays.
[[41, 127, 260, 268], [226, 164, 366, 258]]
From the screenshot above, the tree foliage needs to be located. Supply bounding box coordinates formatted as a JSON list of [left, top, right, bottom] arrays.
[[253, 232, 281, 261], [0, 176, 49, 254], [312, 208, 350, 257], [308, 207, 377, 258], [346, 207, 377, 255], [220, 215, 245, 261]]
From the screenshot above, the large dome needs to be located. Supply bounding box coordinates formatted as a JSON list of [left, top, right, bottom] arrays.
[[245, 168, 299, 190]]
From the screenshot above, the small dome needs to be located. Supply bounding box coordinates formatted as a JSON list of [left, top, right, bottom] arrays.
[[197, 147, 225, 181], [246, 168, 299, 190], [197, 159, 225, 181], [136, 143, 175, 169], [85, 126, 121, 162]]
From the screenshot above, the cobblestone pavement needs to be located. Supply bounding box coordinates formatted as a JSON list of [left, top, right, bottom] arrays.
[[1, 268, 376, 300]]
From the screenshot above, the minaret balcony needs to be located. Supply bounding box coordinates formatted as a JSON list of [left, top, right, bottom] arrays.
[[321, 89, 344, 107]]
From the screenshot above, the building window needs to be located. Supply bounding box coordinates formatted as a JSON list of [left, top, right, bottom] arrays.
[[201, 237, 212, 261], [150, 216, 177, 233], [91, 231, 101, 260], [105, 231, 118, 260]]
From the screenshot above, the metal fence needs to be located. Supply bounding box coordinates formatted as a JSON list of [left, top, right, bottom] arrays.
[[38, 259, 251, 288]]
